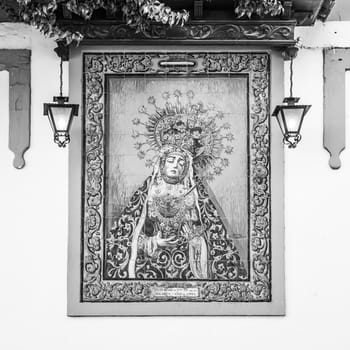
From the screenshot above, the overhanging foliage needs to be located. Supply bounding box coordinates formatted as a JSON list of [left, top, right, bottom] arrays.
[[1, 0, 284, 44]]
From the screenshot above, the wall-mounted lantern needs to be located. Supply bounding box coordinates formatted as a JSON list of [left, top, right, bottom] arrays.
[[43, 59, 79, 147], [272, 49, 311, 148]]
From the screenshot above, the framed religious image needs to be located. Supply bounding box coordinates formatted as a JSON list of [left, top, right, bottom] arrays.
[[67, 50, 285, 316]]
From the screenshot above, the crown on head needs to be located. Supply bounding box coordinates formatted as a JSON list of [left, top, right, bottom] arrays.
[[132, 90, 235, 181]]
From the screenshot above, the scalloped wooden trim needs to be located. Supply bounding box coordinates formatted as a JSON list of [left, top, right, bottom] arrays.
[[58, 20, 296, 47], [0, 49, 31, 169], [323, 48, 348, 170]]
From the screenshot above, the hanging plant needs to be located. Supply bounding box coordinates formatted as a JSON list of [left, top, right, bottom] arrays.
[[1, 0, 284, 45], [235, 0, 284, 18]]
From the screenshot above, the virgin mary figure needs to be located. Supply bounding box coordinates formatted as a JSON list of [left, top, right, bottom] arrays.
[[105, 90, 247, 281]]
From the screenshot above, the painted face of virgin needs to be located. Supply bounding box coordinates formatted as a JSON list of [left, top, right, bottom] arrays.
[[163, 153, 186, 179]]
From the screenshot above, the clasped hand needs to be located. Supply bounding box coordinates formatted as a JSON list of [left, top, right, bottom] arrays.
[[155, 224, 195, 248], [155, 230, 179, 248]]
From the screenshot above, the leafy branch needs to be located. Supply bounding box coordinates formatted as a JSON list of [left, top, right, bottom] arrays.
[[234, 0, 284, 18], [1, 0, 284, 45]]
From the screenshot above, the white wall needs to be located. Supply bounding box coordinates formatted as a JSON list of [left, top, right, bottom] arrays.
[[0, 22, 349, 350]]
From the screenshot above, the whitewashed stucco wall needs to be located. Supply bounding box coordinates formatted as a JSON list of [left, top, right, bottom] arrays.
[[0, 21, 349, 350]]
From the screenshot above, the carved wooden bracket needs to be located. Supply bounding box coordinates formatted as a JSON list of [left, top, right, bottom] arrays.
[[323, 48, 348, 170], [0, 49, 31, 169]]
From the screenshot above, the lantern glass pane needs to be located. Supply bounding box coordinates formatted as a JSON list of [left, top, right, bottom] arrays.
[[50, 106, 73, 131], [283, 107, 305, 133], [275, 109, 287, 135], [47, 112, 56, 134]]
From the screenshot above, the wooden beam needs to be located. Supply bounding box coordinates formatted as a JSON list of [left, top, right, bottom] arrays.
[[323, 48, 348, 169], [0, 49, 31, 169], [194, 1, 204, 19], [59, 20, 296, 48]]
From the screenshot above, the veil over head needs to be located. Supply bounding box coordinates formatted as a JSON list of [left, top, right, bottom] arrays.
[[105, 146, 247, 281]]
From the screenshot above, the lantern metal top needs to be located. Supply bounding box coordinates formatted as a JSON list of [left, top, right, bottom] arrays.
[[283, 96, 299, 105], [43, 96, 79, 117], [53, 95, 69, 104]]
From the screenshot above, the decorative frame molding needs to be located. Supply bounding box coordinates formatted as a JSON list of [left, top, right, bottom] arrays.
[[81, 52, 271, 303], [0, 49, 31, 169], [58, 20, 296, 47]]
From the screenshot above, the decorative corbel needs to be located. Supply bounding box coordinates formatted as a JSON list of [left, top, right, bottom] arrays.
[[323, 48, 348, 169], [0, 49, 31, 169]]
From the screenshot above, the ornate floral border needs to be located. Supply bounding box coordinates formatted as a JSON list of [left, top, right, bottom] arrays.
[[82, 52, 270, 302], [59, 20, 295, 47]]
